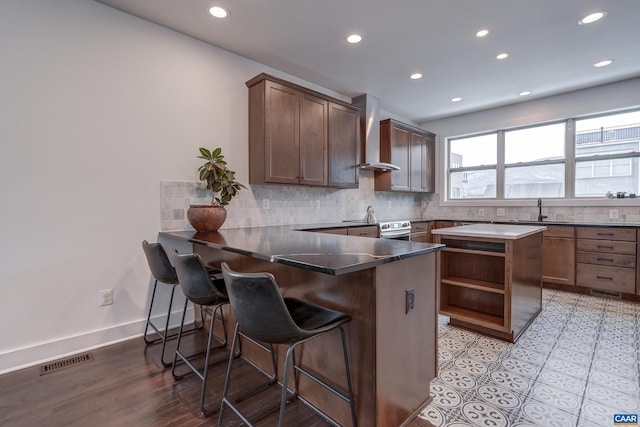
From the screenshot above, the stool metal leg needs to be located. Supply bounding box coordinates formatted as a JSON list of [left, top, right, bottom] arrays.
[[144, 281, 207, 367], [218, 324, 279, 427], [340, 325, 357, 427]]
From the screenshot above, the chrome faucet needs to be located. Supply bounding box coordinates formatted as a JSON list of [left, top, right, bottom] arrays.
[[537, 198, 548, 222]]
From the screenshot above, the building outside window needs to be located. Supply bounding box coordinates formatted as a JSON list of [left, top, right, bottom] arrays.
[[446, 109, 640, 201], [575, 111, 640, 197]]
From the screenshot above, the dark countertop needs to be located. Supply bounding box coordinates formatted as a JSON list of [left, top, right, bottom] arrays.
[[160, 226, 444, 276]]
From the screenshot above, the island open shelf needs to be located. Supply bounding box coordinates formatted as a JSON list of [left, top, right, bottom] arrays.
[[433, 223, 545, 342]]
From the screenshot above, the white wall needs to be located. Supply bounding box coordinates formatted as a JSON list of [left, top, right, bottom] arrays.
[[0, 0, 366, 374]]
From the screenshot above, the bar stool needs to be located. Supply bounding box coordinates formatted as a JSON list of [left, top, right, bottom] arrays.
[[170, 250, 229, 416], [218, 262, 357, 427], [142, 240, 213, 366]]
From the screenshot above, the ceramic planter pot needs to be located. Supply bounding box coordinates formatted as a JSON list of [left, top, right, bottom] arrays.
[[187, 205, 227, 232]]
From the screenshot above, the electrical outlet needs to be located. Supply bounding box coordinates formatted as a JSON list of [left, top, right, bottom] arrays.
[[315, 200, 320, 209], [262, 199, 270, 210], [609, 209, 619, 220], [99, 289, 113, 306], [478, 208, 485, 217], [421, 201, 427, 208], [406, 288, 415, 314], [496, 208, 506, 217]]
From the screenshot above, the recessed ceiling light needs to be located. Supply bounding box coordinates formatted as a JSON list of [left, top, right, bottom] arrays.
[[409, 73, 423, 80], [518, 91, 532, 97], [346, 34, 362, 44], [578, 11, 607, 25], [476, 29, 489, 38], [593, 59, 614, 68], [451, 97, 463, 103], [496, 52, 509, 60], [209, 6, 228, 18]]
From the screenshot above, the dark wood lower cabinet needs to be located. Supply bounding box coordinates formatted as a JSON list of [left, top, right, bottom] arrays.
[[194, 244, 438, 427]]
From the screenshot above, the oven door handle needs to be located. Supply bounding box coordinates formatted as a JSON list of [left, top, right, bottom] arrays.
[[380, 230, 411, 239]]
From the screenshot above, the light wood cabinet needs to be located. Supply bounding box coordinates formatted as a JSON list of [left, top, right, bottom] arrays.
[[576, 226, 637, 294], [542, 225, 575, 286], [376, 119, 435, 193], [247, 73, 359, 188]]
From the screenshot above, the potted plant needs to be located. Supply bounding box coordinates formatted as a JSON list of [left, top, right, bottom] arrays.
[[187, 147, 246, 232]]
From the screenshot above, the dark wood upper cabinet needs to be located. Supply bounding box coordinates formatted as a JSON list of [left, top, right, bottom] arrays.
[[247, 73, 359, 188], [376, 119, 435, 193], [328, 102, 359, 188], [299, 93, 328, 186]]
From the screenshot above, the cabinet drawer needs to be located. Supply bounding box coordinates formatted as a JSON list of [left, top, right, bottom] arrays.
[[576, 239, 636, 255], [543, 225, 575, 238], [576, 227, 636, 241], [411, 222, 431, 233], [410, 232, 430, 243], [576, 251, 636, 268], [576, 263, 636, 293], [347, 226, 378, 238], [316, 228, 348, 235]]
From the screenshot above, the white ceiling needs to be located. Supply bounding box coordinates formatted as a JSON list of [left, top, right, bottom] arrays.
[[95, 0, 640, 123]]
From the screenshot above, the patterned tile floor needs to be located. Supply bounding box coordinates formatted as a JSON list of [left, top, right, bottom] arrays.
[[419, 289, 640, 427]]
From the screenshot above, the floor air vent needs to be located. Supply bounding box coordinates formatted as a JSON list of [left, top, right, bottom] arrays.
[[39, 352, 94, 376], [590, 288, 621, 299]]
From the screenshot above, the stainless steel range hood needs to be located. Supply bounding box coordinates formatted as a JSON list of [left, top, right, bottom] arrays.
[[352, 94, 400, 171]]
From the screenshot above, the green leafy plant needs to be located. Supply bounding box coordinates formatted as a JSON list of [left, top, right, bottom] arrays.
[[197, 147, 246, 205]]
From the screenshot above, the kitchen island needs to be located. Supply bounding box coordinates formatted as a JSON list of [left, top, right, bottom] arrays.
[[160, 226, 444, 427], [432, 223, 546, 342]]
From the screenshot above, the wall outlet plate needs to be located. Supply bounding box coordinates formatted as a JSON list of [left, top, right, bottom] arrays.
[[496, 208, 506, 217], [99, 289, 113, 306], [609, 209, 619, 219], [478, 208, 485, 217], [406, 288, 415, 314]]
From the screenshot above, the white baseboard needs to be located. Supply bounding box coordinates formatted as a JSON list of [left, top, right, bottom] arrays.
[[0, 307, 195, 375]]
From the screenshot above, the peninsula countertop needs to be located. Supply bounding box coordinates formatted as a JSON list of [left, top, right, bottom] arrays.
[[160, 226, 444, 276], [431, 222, 547, 239]]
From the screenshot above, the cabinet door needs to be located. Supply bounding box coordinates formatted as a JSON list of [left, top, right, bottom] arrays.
[[300, 94, 328, 186], [264, 81, 300, 184], [543, 237, 575, 285], [328, 103, 359, 188], [390, 124, 411, 191], [424, 133, 435, 193], [410, 131, 426, 192]]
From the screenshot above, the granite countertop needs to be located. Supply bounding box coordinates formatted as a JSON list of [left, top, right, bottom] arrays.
[[431, 223, 547, 239], [160, 226, 444, 276]]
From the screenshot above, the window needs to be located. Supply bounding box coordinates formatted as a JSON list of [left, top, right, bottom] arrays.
[[504, 123, 565, 198], [575, 111, 640, 197], [448, 134, 497, 199]]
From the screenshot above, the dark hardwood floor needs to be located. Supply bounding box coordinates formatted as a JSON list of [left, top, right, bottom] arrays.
[[0, 328, 434, 427]]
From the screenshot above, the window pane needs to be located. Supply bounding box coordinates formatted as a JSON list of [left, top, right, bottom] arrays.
[[449, 169, 496, 199], [576, 158, 639, 197], [505, 123, 565, 164], [504, 164, 565, 198], [449, 134, 497, 168], [575, 110, 640, 158]]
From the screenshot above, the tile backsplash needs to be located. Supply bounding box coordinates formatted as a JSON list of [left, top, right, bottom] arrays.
[[160, 171, 429, 231], [160, 174, 640, 231]]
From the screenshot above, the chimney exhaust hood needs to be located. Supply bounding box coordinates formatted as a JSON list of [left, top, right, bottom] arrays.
[[352, 94, 400, 171]]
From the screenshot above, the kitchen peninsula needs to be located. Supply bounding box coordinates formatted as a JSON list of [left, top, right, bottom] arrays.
[[160, 225, 444, 427], [432, 223, 546, 342]]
